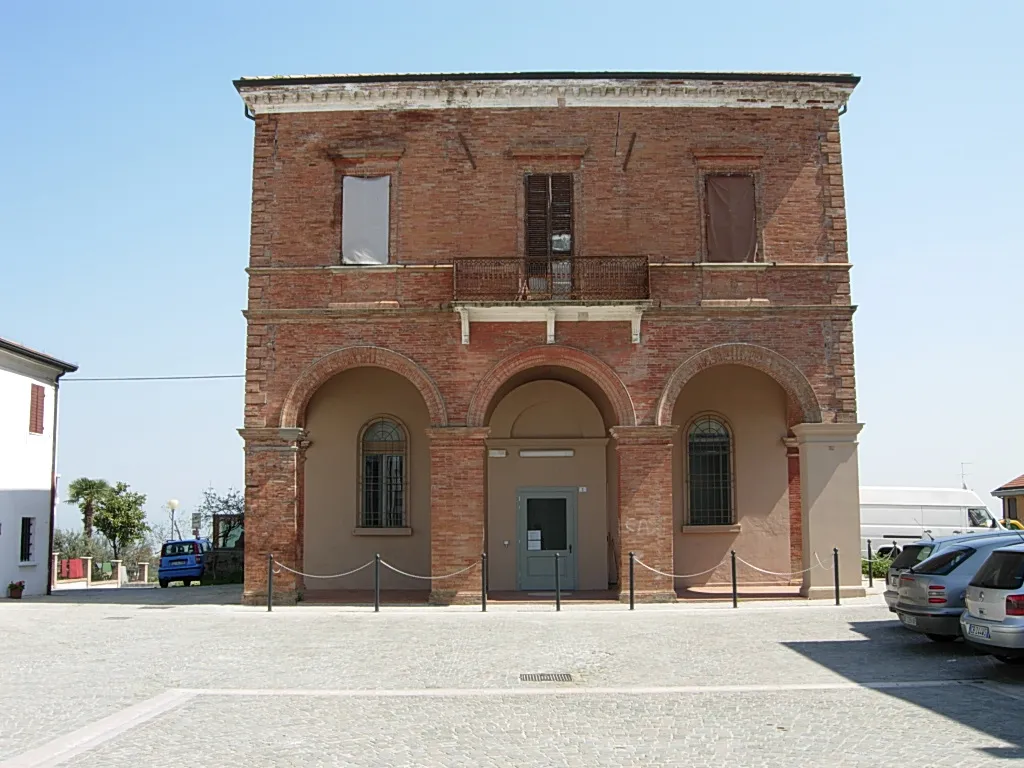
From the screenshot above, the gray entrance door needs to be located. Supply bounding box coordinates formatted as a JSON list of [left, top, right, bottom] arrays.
[[517, 489, 577, 591]]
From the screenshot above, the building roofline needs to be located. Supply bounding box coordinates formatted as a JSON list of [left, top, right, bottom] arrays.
[[233, 70, 861, 90], [0, 337, 78, 374]]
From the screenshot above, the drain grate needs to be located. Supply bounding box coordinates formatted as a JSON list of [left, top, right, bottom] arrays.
[[103, 616, 132, 621], [520, 673, 573, 683]]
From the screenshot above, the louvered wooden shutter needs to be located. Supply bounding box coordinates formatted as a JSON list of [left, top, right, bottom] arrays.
[[524, 174, 550, 260], [28, 384, 45, 434], [549, 174, 573, 256]]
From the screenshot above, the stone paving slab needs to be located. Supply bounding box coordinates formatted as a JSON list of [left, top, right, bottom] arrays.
[[59, 687, 1024, 767], [2, 593, 1022, 766]]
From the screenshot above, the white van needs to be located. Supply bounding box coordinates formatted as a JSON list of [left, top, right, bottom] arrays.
[[860, 486, 1002, 558]]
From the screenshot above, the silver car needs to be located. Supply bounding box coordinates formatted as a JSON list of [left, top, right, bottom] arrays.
[[894, 536, 1023, 642], [883, 531, 1023, 612], [960, 542, 1024, 664]]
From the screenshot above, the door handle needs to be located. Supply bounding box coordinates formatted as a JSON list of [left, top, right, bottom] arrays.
[[568, 545, 572, 554]]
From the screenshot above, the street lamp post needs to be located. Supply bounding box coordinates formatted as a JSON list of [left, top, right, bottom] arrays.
[[167, 498, 181, 540]]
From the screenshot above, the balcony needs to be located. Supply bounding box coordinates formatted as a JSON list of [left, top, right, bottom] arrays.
[[452, 256, 651, 345], [453, 255, 649, 303]]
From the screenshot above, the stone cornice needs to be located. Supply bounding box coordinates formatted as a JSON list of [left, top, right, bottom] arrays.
[[237, 76, 856, 116]]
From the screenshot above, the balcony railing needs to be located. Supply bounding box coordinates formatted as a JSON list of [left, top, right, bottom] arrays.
[[453, 256, 650, 303]]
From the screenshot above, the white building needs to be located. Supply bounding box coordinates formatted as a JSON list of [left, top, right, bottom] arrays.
[[0, 337, 77, 597]]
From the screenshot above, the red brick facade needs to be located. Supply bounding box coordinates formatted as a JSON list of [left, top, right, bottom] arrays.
[[235, 72, 861, 603]]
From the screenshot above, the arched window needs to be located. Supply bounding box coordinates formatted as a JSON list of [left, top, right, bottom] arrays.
[[359, 416, 407, 528], [687, 415, 733, 526]]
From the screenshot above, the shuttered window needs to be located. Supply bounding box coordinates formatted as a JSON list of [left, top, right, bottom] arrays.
[[706, 174, 757, 262], [28, 384, 45, 435], [525, 173, 573, 261]]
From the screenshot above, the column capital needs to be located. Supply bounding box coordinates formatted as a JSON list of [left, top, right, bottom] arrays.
[[425, 426, 491, 443], [238, 427, 310, 451], [610, 425, 679, 446], [791, 422, 863, 445]]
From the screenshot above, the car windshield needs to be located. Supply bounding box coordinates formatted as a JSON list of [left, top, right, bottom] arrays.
[[891, 545, 931, 569], [970, 551, 1024, 590], [968, 507, 998, 528], [162, 542, 194, 557], [911, 547, 974, 576]]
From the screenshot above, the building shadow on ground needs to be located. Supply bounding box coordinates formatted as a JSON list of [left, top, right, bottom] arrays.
[[34, 584, 244, 606], [785, 619, 1024, 760]]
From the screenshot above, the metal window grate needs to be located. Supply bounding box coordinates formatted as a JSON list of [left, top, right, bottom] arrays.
[[520, 673, 573, 682], [360, 417, 407, 528], [687, 416, 733, 526]]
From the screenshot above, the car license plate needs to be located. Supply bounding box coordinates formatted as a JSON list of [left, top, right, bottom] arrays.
[[171, 559, 186, 566], [967, 624, 990, 639], [901, 614, 917, 627]]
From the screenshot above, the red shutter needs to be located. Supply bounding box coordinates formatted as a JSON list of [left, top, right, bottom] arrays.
[[29, 384, 45, 434]]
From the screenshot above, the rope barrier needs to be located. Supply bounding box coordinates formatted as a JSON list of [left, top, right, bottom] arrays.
[[633, 557, 728, 580], [379, 559, 480, 581], [734, 557, 817, 578], [271, 559, 374, 580], [815, 553, 835, 572]]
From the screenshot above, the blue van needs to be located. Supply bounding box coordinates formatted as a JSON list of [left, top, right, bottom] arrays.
[[158, 538, 212, 588]]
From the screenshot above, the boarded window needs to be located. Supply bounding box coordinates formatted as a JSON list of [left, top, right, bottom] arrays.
[[687, 416, 733, 526], [706, 174, 757, 262], [20, 517, 35, 562], [342, 176, 390, 265], [28, 384, 45, 434]]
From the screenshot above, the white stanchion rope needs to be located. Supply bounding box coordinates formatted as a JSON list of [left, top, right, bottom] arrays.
[[632, 557, 728, 580], [380, 559, 480, 581], [734, 557, 817, 578], [272, 559, 374, 580]]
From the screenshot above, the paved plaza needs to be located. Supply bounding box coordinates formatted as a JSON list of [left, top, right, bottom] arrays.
[[1, 587, 1023, 766]]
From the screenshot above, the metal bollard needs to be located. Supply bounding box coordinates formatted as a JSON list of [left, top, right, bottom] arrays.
[[267, 552, 274, 613], [628, 552, 635, 611], [833, 547, 840, 606], [374, 553, 381, 613], [731, 550, 738, 609], [867, 540, 873, 589], [554, 552, 561, 612], [481, 552, 488, 613]]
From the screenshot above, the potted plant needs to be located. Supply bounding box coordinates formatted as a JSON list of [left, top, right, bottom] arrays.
[[7, 580, 25, 599]]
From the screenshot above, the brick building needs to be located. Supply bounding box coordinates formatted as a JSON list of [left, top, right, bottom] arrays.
[[234, 71, 865, 604]]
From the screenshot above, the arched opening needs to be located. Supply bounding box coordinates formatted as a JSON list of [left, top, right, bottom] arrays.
[[480, 366, 623, 595], [672, 364, 791, 589], [303, 367, 432, 595]]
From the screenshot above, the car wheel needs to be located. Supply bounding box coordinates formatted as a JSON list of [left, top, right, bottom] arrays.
[[993, 655, 1024, 665], [926, 634, 957, 643], [159, 580, 169, 588], [182, 579, 192, 587]]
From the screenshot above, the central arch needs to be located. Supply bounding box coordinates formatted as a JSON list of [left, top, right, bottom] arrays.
[[655, 343, 822, 427], [281, 345, 448, 428], [466, 346, 636, 428]]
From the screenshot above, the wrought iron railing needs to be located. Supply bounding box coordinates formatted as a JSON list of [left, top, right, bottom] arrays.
[[453, 256, 650, 302]]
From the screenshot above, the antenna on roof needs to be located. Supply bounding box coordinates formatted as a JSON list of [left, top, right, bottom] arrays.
[[960, 462, 973, 490]]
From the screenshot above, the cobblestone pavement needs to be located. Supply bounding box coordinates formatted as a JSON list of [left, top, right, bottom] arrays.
[[2, 589, 1023, 766]]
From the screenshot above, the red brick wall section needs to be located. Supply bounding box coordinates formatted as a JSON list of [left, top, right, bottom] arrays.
[[466, 345, 636, 428], [787, 442, 802, 577], [240, 428, 307, 605], [656, 342, 823, 427], [279, 345, 448, 428], [611, 426, 679, 601], [427, 427, 489, 604]]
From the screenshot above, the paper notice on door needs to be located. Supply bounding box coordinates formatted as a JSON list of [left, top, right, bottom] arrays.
[[527, 540, 541, 550], [527, 530, 542, 541]]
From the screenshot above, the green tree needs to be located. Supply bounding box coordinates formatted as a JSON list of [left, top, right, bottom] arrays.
[[93, 482, 149, 560], [66, 478, 112, 539], [196, 487, 245, 548]]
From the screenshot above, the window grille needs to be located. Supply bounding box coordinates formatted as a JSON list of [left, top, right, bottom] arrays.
[[359, 417, 407, 528], [687, 416, 733, 526]]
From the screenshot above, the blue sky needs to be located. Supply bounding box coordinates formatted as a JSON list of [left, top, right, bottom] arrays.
[[1, 1, 1021, 529]]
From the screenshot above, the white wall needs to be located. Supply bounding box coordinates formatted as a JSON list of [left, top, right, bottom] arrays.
[[0, 354, 59, 597]]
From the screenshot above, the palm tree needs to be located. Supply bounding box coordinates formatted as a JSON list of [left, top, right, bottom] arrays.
[[66, 478, 112, 539]]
